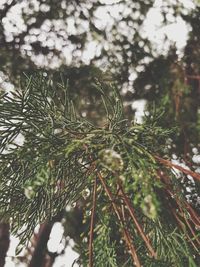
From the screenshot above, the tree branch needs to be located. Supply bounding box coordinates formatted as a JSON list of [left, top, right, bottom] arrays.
[[155, 155, 200, 182], [118, 183, 157, 259], [96, 171, 141, 267]]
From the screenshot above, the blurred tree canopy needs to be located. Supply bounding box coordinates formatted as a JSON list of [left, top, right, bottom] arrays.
[[1, 0, 200, 139], [0, 0, 200, 266]]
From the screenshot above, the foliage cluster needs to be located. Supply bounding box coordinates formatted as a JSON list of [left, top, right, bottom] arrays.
[[0, 74, 199, 266]]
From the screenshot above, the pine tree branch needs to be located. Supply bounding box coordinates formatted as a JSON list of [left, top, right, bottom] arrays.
[[0, 74, 199, 265]]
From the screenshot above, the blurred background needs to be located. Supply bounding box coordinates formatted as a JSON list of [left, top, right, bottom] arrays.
[[0, 0, 200, 266]]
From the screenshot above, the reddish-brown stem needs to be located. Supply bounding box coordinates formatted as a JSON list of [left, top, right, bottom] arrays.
[[164, 186, 200, 251], [158, 170, 200, 251], [186, 75, 200, 80], [89, 178, 97, 267], [171, 207, 199, 252], [96, 171, 141, 267], [122, 227, 141, 267], [118, 184, 157, 259], [172, 199, 200, 247], [155, 155, 200, 182], [165, 188, 200, 228], [182, 200, 200, 227], [120, 196, 142, 267], [158, 170, 200, 228], [182, 213, 200, 247]]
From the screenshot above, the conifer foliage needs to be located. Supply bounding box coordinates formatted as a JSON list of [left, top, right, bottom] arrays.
[[0, 74, 200, 266]]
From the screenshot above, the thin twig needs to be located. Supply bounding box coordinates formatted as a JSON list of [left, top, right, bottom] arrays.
[[186, 75, 200, 80], [182, 212, 200, 247], [157, 169, 200, 253], [122, 226, 141, 267], [165, 186, 200, 228], [96, 171, 141, 267], [182, 200, 200, 226], [158, 170, 200, 227], [170, 195, 200, 247], [162, 184, 200, 251], [85, 145, 141, 266], [171, 207, 199, 252], [120, 195, 142, 266], [118, 183, 157, 259], [159, 171, 200, 245], [155, 155, 200, 182], [89, 177, 97, 267]]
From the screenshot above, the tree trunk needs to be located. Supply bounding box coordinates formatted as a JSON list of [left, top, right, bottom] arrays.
[[29, 222, 54, 267], [29, 212, 63, 267], [0, 223, 10, 267]]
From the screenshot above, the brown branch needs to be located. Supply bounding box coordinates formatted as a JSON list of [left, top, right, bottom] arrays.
[[85, 143, 141, 266], [172, 197, 200, 247], [186, 75, 200, 80], [171, 194, 200, 248], [158, 170, 200, 252], [155, 155, 200, 182], [89, 177, 97, 267], [171, 207, 199, 252], [164, 186, 200, 228], [118, 184, 157, 259], [119, 195, 142, 266], [163, 185, 200, 251], [85, 145, 146, 266], [182, 213, 200, 247], [182, 200, 200, 227], [96, 171, 141, 267], [122, 226, 141, 267], [158, 170, 200, 228]]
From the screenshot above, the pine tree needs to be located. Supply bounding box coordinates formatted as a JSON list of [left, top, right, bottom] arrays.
[[0, 73, 199, 266]]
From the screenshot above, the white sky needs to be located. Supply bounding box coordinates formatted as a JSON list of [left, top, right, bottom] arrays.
[[142, 0, 194, 53]]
